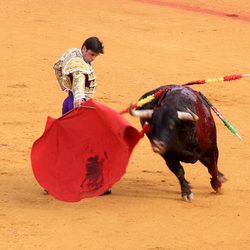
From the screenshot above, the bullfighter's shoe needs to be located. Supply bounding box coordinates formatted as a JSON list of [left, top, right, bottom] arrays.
[[101, 189, 112, 196]]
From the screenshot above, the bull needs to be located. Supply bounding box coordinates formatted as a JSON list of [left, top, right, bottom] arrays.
[[129, 85, 226, 201]]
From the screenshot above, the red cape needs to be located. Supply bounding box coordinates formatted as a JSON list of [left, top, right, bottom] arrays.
[[31, 99, 142, 202]]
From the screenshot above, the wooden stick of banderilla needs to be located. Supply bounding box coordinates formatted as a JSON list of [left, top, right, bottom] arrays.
[[199, 92, 242, 140]]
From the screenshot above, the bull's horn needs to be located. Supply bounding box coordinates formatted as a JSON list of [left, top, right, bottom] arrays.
[[177, 111, 199, 121], [129, 106, 154, 119]]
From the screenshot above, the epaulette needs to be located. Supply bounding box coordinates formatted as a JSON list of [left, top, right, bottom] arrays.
[[63, 57, 91, 75]]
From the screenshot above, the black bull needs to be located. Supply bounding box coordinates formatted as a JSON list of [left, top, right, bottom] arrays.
[[129, 85, 226, 201]]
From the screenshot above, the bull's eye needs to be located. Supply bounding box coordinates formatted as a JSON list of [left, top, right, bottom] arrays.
[[167, 119, 175, 131], [169, 124, 174, 130]]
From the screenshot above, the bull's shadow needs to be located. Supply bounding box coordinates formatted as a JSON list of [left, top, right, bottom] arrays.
[[115, 172, 224, 202]]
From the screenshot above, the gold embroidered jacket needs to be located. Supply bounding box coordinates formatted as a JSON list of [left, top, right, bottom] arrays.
[[53, 48, 97, 102]]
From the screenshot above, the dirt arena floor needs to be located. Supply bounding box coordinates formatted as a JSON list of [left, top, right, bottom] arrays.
[[1, 0, 250, 249]]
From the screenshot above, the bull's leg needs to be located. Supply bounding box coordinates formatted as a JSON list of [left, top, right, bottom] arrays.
[[199, 146, 226, 192], [164, 155, 193, 201]]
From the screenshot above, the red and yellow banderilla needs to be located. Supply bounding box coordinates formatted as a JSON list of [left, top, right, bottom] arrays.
[[183, 73, 250, 86]]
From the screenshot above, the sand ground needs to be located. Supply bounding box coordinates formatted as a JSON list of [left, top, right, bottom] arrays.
[[1, 0, 250, 249]]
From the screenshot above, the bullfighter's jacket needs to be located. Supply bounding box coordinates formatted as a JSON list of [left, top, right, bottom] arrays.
[[53, 48, 97, 102]]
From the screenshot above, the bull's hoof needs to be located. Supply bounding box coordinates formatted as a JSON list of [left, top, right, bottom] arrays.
[[182, 192, 194, 202], [218, 173, 228, 183], [210, 177, 222, 191]]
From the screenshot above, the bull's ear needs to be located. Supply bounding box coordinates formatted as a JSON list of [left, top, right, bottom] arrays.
[[177, 111, 199, 121]]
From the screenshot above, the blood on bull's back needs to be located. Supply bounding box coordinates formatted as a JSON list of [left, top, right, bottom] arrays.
[[194, 90, 217, 153]]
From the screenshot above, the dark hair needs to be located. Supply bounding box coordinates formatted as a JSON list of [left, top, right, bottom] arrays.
[[81, 37, 104, 54]]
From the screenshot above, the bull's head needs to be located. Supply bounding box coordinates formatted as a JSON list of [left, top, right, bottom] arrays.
[[129, 106, 199, 155]]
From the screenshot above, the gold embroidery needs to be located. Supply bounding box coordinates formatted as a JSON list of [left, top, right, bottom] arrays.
[[64, 58, 89, 75], [54, 48, 97, 99]]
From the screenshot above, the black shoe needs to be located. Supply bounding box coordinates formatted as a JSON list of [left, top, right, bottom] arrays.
[[43, 189, 49, 195], [101, 189, 112, 196]]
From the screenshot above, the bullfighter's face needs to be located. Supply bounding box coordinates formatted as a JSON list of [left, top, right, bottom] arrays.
[[82, 46, 99, 63]]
